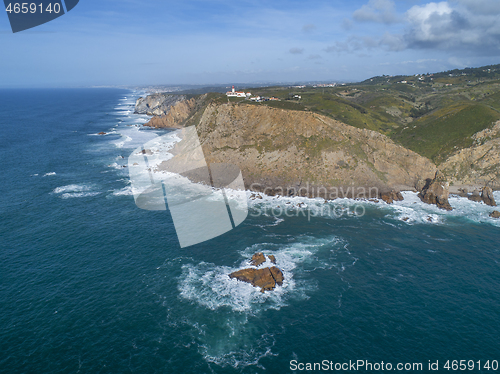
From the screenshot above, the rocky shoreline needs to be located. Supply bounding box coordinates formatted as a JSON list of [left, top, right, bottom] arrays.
[[135, 93, 499, 217]]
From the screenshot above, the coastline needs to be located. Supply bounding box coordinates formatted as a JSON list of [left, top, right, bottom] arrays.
[[122, 91, 499, 225], [129, 128, 499, 225]]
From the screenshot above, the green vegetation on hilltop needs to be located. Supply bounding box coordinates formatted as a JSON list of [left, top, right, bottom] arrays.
[[228, 63, 500, 164], [393, 103, 500, 163]]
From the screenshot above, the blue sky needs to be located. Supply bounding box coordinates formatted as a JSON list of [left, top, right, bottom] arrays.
[[1, 0, 500, 87]]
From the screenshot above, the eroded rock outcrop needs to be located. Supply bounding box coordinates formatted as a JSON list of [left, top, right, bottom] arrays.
[[379, 190, 404, 204], [250, 252, 266, 266], [229, 253, 284, 292], [490, 210, 500, 218], [135, 94, 187, 116], [144, 98, 197, 128], [481, 187, 497, 207], [418, 171, 453, 211], [468, 190, 483, 203], [142, 94, 209, 129], [467, 187, 497, 206]]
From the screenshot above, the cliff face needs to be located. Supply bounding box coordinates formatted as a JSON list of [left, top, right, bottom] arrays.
[[141, 94, 208, 129], [135, 94, 187, 116], [440, 121, 500, 189], [144, 98, 197, 129], [139, 91, 500, 196], [195, 103, 437, 197]]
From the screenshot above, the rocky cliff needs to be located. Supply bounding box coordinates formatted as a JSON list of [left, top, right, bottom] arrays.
[[440, 121, 500, 189], [196, 102, 437, 198], [138, 89, 500, 200], [135, 93, 188, 116], [141, 94, 209, 129], [418, 171, 453, 210]]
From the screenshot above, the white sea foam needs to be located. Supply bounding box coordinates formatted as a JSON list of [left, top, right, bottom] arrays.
[[88, 130, 117, 136], [108, 162, 127, 170], [245, 190, 370, 222], [53, 184, 100, 198], [201, 332, 277, 369], [242, 189, 500, 227], [53, 184, 93, 194], [60, 192, 100, 199], [387, 191, 500, 227], [178, 235, 349, 315], [43, 172, 56, 177], [112, 186, 134, 196], [111, 125, 170, 150], [113, 135, 133, 148], [115, 109, 133, 116], [173, 234, 355, 368]]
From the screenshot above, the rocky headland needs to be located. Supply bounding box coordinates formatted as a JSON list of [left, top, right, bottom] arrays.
[[135, 93, 188, 116], [137, 93, 499, 209], [196, 102, 436, 199], [138, 93, 209, 129]]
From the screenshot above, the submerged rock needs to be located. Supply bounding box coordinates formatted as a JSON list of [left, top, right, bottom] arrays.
[[379, 190, 404, 204], [490, 210, 500, 219], [229, 253, 284, 292], [481, 187, 497, 207], [418, 171, 453, 211], [457, 188, 469, 198], [468, 187, 497, 206], [468, 190, 483, 203]]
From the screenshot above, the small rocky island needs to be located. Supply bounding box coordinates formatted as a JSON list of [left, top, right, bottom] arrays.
[[229, 252, 284, 292]]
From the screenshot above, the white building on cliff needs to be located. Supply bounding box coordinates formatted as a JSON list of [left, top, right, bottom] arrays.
[[226, 86, 250, 98]]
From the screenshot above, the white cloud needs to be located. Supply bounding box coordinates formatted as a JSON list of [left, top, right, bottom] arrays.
[[404, 1, 500, 52], [406, 2, 458, 45], [289, 47, 304, 54], [353, 0, 399, 24], [452, 0, 500, 15], [343, 1, 500, 55], [380, 32, 406, 51]]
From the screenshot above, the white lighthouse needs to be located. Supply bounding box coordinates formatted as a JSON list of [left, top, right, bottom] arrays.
[[226, 85, 248, 98]]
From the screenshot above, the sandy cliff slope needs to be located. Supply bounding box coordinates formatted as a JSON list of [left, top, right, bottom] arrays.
[[440, 121, 500, 190], [194, 103, 437, 198]]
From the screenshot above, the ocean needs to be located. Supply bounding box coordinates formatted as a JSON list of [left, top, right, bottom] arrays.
[[1, 88, 499, 374]]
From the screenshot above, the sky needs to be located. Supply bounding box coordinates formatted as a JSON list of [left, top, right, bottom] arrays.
[[1, 0, 500, 87]]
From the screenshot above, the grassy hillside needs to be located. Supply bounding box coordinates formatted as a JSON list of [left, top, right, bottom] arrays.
[[230, 64, 500, 164], [145, 63, 500, 166], [392, 103, 500, 163]]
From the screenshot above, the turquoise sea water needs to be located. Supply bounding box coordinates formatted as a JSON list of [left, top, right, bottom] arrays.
[[1, 89, 500, 373]]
